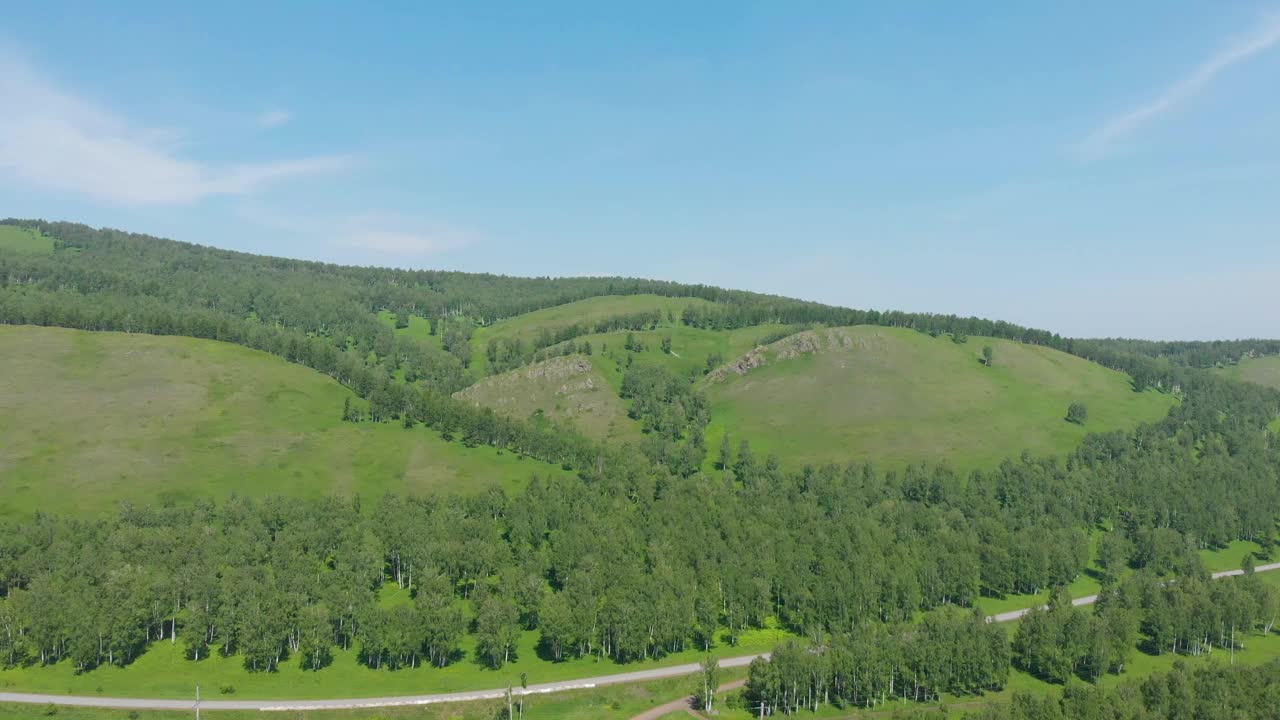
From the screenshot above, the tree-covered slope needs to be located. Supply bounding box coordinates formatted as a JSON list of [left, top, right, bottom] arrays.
[[0, 325, 565, 516], [704, 326, 1177, 471]]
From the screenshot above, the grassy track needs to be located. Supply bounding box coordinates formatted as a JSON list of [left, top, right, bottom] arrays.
[[0, 325, 567, 517], [0, 225, 54, 253], [703, 326, 1176, 473]]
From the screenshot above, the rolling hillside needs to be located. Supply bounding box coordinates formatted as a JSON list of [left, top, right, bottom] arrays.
[[557, 323, 795, 387], [703, 326, 1177, 471], [457, 323, 795, 439], [455, 354, 640, 442], [0, 325, 564, 516]]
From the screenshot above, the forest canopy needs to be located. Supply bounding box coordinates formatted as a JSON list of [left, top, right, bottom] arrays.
[[2, 220, 1280, 715]]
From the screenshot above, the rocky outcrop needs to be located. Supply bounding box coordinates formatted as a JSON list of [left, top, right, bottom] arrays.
[[704, 327, 859, 383]]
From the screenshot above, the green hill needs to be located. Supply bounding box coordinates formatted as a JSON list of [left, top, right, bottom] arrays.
[[459, 323, 796, 438], [0, 325, 564, 517], [455, 354, 640, 442], [703, 326, 1177, 472]]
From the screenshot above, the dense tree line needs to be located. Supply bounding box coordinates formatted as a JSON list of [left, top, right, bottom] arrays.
[[805, 659, 1280, 720], [964, 658, 1280, 720], [1011, 588, 1138, 684], [744, 608, 1009, 714], [621, 364, 709, 476], [743, 568, 1276, 715], [621, 365, 708, 440], [1081, 337, 1280, 370]]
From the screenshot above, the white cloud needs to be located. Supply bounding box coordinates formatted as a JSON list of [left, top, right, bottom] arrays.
[[257, 110, 292, 129], [237, 207, 474, 263], [336, 228, 470, 257], [0, 55, 348, 205], [1079, 14, 1280, 155]]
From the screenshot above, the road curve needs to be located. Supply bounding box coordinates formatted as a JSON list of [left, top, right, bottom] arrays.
[[630, 679, 747, 720], [1, 562, 1276, 711]]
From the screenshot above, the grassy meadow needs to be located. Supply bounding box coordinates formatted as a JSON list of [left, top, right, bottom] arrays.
[[1216, 354, 1280, 390], [376, 309, 445, 349], [0, 325, 567, 517], [0, 224, 55, 253], [703, 326, 1176, 473]]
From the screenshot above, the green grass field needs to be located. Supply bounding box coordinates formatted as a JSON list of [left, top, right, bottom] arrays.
[[703, 326, 1176, 473], [376, 309, 445, 350], [0, 325, 568, 517], [1216, 354, 1280, 390], [455, 354, 641, 443], [0, 224, 55, 253]]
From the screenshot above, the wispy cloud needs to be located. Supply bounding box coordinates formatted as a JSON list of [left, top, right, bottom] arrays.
[[0, 54, 348, 205], [1079, 14, 1280, 155], [237, 207, 474, 264], [257, 109, 292, 129], [332, 212, 474, 260], [336, 228, 470, 257]]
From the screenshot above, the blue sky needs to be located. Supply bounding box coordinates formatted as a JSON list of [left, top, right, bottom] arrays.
[[2, 2, 1279, 339]]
